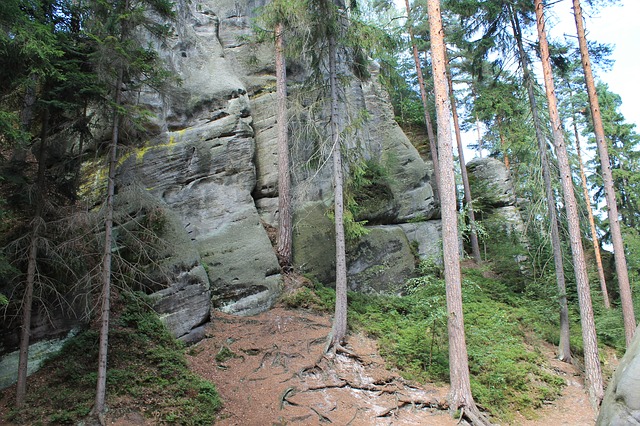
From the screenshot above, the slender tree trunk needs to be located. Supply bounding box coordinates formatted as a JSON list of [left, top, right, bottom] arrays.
[[573, 118, 610, 309], [93, 61, 124, 419], [510, 6, 572, 364], [427, 3, 488, 424], [15, 111, 49, 406], [573, 0, 635, 345], [444, 49, 481, 263], [535, 0, 603, 407], [329, 31, 347, 347], [471, 89, 485, 159], [403, 0, 440, 194], [496, 116, 510, 170], [275, 22, 292, 268]]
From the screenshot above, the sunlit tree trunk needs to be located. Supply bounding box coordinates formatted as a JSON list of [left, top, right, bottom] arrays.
[[275, 22, 292, 268], [573, 118, 610, 309], [444, 48, 481, 263], [496, 116, 510, 170], [510, 5, 571, 364], [573, 0, 635, 345], [427, 2, 488, 424], [535, 0, 603, 407], [403, 0, 440, 194], [329, 30, 347, 347]]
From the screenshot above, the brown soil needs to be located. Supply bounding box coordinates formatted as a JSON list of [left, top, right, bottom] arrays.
[[0, 301, 610, 425], [188, 307, 457, 426], [514, 336, 598, 425], [184, 306, 604, 426]]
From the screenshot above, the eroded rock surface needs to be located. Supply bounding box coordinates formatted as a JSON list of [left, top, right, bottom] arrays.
[[598, 325, 640, 425]]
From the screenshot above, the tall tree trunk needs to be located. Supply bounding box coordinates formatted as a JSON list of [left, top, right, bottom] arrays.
[[15, 110, 49, 407], [444, 48, 481, 263], [573, 118, 610, 309], [427, 2, 488, 424], [93, 59, 124, 419], [329, 31, 347, 347], [510, 5, 571, 363], [275, 22, 292, 269], [535, 0, 603, 407], [496, 116, 510, 171], [573, 0, 635, 345], [403, 0, 440, 194]]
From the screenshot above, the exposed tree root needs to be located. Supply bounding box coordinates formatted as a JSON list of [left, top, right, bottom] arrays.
[[309, 406, 333, 423], [457, 404, 493, 426]]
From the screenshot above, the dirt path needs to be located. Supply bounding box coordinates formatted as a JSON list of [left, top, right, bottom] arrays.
[[187, 307, 603, 426], [188, 307, 457, 426], [514, 338, 597, 426]]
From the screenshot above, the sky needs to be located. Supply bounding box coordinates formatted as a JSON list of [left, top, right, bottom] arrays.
[[546, 0, 640, 130], [392, 0, 640, 157]]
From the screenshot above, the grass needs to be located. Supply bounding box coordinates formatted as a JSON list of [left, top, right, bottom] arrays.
[[5, 292, 221, 425], [283, 262, 570, 422], [348, 265, 568, 421]]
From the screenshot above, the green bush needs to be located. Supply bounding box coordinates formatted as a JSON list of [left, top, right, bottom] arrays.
[[7, 292, 221, 425], [348, 266, 566, 422]]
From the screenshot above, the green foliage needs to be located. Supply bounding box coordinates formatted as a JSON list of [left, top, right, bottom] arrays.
[[280, 283, 335, 312], [348, 265, 566, 422], [215, 346, 238, 363], [7, 292, 221, 425]]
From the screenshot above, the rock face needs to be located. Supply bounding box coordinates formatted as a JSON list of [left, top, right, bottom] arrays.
[[597, 325, 640, 425], [467, 157, 526, 237], [1, 0, 443, 388], [118, 0, 440, 300]]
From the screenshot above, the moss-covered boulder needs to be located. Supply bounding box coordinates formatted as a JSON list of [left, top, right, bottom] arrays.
[[347, 226, 415, 294]]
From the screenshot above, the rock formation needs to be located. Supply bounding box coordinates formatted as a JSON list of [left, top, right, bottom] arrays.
[[0, 0, 442, 388], [597, 325, 640, 425]]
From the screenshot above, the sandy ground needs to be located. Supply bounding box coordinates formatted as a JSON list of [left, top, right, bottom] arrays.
[[186, 306, 600, 426]]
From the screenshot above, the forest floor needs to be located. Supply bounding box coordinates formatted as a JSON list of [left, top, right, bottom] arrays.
[[181, 306, 599, 426], [0, 302, 607, 425]]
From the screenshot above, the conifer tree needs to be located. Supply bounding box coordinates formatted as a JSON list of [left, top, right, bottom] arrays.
[[509, 3, 572, 362], [534, 0, 603, 407], [427, 1, 489, 424], [84, 0, 174, 416], [572, 0, 636, 345]]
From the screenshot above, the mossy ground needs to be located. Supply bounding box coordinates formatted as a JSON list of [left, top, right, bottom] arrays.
[[2, 293, 221, 425], [281, 262, 608, 423]]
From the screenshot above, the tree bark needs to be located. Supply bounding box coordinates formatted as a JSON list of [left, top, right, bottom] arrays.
[[404, 0, 440, 195], [444, 48, 481, 263], [573, 0, 635, 345], [496, 116, 510, 171], [535, 0, 603, 407], [329, 31, 347, 347], [510, 5, 571, 364], [573, 118, 610, 309], [15, 110, 49, 407], [275, 22, 292, 269], [427, 2, 488, 424], [93, 50, 125, 420]]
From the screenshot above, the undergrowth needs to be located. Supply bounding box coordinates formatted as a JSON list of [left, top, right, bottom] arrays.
[[288, 263, 570, 422], [5, 292, 221, 425]]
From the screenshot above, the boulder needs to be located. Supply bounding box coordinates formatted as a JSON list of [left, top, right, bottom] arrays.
[[598, 325, 640, 425], [467, 157, 516, 207], [347, 226, 416, 294]]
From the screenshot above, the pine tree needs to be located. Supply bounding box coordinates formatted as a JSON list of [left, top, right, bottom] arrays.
[[427, 1, 489, 424], [534, 0, 603, 407], [572, 0, 636, 345], [509, 4, 572, 363], [84, 0, 174, 416]]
